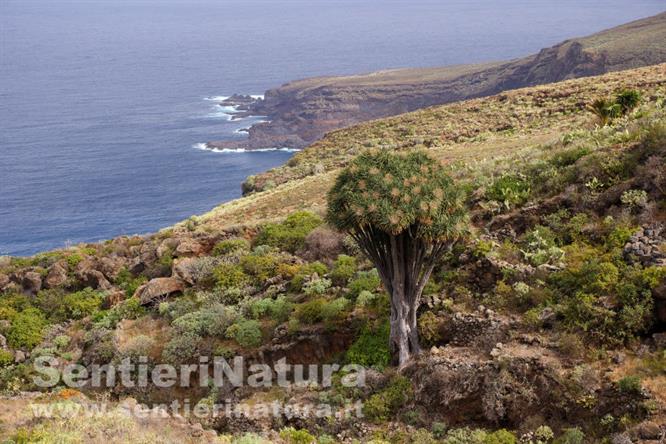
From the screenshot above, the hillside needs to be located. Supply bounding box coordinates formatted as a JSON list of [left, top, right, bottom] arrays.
[[207, 12, 666, 152], [1, 66, 665, 443]]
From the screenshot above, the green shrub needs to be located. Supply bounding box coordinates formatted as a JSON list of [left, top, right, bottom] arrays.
[[249, 296, 293, 323], [233, 433, 271, 444], [95, 296, 146, 328], [553, 428, 584, 444], [162, 333, 201, 364], [442, 428, 488, 444], [255, 211, 323, 252], [66, 253, 83, 268], [53, 335, 70, 349], [484, 429, 517, 444], [303, 277, 332, 296], [486, 173, 531, 210], [279, 427, 315, 444], [330, 255, 357, 286], [214, 262, 250, 289], [6, 308, 47, 349], [348, 269, 381, 300], [534, 425, 554, 444], [240, 253, 279, 282], [212, 238, 250, 256], [290, 262, 329, 292], [226, 319, 263, 348], [172, 304, 238, 338], [418, 311, 441, 345], [0, 349, 13, 367], [617, 375, 642, 394], [295, 298, 326, 324], [356, 290, 377, 308], [114, 268, 147, 298], [615, 89, 641, 114], [521, 226, 564, 266], [60, 288, 104, 320], [321, 297, 350, 322], [548, 147, 591, 168], [363, 375, 413, 422], [346, 321, 390, 369]]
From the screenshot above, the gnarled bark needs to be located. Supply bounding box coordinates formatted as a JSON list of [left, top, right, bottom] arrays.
[[351, 223, 449, 366]]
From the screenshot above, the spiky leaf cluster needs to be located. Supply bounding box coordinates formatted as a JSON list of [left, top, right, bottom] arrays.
[[327, 150, 467, 240]]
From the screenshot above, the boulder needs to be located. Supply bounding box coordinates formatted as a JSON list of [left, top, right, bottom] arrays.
[[14, 350, 26, 364], [175, 239, 204, 257], [0, 273, 9, 291], [135, 277, 184, 305], [172, 257, 199, 285], [22, 271, 42, 294], [156, 238, 178, 258], [98, 257, 125, 281], [0, 334, 7, 350], [75, 260, 112, 290], [44, 262, 68, 288], [630, 421, 662, 440], [102, 289, 126, 309]]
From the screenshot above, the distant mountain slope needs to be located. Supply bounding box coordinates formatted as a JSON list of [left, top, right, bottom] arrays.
[[209, 12, 666, 151]]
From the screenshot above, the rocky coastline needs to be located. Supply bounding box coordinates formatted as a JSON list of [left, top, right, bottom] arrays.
[[204, 12, 666, 152]]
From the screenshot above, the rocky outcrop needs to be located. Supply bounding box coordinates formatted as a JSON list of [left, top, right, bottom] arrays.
[[135, 277, 185, 305], [44, 261, 68, 289], [624, 224, 666, 267], [21, 271, 42, 295], [209, 13, 666, 156]]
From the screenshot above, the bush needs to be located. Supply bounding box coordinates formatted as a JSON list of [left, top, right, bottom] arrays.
[[249, 296, 293, 323], [114, 268, 147, 298], [615, 89, 641, 114], [162, 333, 201, 364], [226, 319, 263, 348], [0, 350, 13, 367], [255, 211, 323, 253], [620, 189, 648, 211], [617, 375, 642, 394], [6, 308, 48, 349], [347, 269, 381, 300], [346, 321, 390, 369], [486, 173, 531, 210], [442, 428, 488, 444], [121, 335, 156, 360], [290, 262, 329, 292], [330, 255, 357, 286], [279, 427, 315, 444], [295, 298, 326, 324], [321, 297, 350, 322], [553, 428, 584, 444], [212, 238, 250, 256], [356, 290, 377, 308], [303, 277, 332, 296], [172, 304, 238, 338], [214, 262, 250, 289], [363, 375, 413, 422], [95, 296, 146, 328], [484, 430, 517, 444], [240, 253, 279, 283], [60, 288, 104, 320], [418, 311, 441, 345]]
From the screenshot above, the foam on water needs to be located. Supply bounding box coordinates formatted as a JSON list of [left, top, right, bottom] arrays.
[[192, 143, 300, 153]]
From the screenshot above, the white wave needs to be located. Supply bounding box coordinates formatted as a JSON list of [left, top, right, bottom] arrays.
[[192, 143, 300, 154], [250, 94, 265, 100], [204, 95, 229, 102]]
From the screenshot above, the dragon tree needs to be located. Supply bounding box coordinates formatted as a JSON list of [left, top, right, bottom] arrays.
[[327, 150, 467, 366]]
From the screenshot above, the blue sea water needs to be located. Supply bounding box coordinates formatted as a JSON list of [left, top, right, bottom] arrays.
[[1, 0, 664, 256]]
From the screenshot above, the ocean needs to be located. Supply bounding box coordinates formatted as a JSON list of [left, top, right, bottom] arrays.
[[1, 0, 664, 256]]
